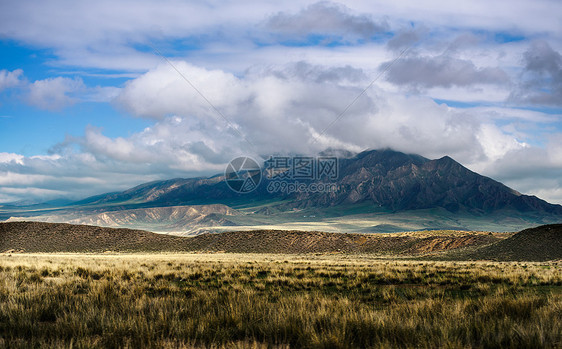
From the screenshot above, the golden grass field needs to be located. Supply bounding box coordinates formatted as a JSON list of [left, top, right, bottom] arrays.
[[1, 253, 561, 348]]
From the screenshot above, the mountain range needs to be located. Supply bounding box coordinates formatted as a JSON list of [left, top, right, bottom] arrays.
[[2, 149, 561, 234]]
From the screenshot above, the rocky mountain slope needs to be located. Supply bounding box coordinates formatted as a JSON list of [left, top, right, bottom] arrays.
[[294, 149, 562, 214], [6, 204, 237, 235], [73, 149, 562, 215]]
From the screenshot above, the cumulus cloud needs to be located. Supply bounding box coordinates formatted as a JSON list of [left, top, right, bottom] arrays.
[[466, 135, 562, 204], [265, 1, 388, 43], [0, 61, 562, 204], [0, 153, 24, 165], [115, 60, 534, 168], [0, 69, 24, 92], [509, 40, 562, 106], [115, 62, 245, 119], [0, 116, 237, 203], [79, 120, 232, 169], [115, 61, 376, 155], [26, 76, 85, 111]]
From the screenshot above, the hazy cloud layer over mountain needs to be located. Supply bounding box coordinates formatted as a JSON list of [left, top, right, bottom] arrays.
[[0, 0, 561, 204]]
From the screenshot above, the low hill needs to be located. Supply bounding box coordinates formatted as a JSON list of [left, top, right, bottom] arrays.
[[179, 229, 502, 254], [7, 221, 560, 260], [1, 221, 505, 255], [463, 224, 562, 261], [0, 221, 187, 253]]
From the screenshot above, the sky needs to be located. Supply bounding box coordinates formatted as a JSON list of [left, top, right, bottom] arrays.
[[0, 0, 562, 204]]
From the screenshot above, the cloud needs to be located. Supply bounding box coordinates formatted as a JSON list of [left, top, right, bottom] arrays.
[[115, 60, 377, 155], [509, 40, 562, 106], [258, 61, 367, 84], [265, 1, 388, 44], [1, 0, 561, 73], [0, 69, 24, 92], [386, 26, 428, 51], [0, 0, 264, 71], [26, 77, 85, 111], [115, 60, 535, 167], [0, 69, 559, 205], [79, 121, 232, 169], [115, 62, 245, 119], [383, 54, 510, 89], [2, 1, 562, 206], [0, 153, 24, 165], [466, 135, 562, 204], [0, 115, 238, 203], [1, 68, 118, 110]]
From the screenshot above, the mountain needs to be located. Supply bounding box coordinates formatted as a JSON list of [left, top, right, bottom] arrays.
[[74, 149, 562, 215], [2, 149, 561, 234], [293, 149, 562, 214]]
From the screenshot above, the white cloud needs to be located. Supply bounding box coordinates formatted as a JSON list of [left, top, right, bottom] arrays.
[[0, 153, 24, 165], [2, 0, 562, 206], [116, 62, 246, 119], [0, 69, 119, 109], [0, 69, 24, 92], [1, 0, 560, 73], [27, 76, 85, 111], [115, 60, 560, 180]]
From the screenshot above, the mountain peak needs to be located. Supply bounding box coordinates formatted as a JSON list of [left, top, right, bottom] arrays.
[[70, 148, 562, 217]]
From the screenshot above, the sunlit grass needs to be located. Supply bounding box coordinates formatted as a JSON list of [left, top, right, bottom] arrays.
[[0, 254, 561, 348]]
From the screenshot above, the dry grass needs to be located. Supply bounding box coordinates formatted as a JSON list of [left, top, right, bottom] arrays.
[[0, 253, 561, 348]]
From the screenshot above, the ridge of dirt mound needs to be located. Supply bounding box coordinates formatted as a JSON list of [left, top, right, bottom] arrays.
[[185, 230, 501, 254], [0, 221, 187, 253], [466, 224, 562, 261], [0, 221, 502, 255]]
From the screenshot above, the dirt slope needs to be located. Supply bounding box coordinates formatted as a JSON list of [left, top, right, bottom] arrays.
[[0, 221, 505, 255], [0, 221, 187, 252], [465, 224, 562, 261]]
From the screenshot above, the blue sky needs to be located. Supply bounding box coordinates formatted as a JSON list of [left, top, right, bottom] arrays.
[[0, 0, 562, 204]]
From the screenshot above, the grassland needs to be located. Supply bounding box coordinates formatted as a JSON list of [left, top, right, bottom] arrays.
[[1, 253, 561, 348]]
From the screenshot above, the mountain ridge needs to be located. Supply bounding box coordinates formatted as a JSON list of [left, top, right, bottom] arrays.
[[72, 148, 562, 216], [2, 149, 560, 234]]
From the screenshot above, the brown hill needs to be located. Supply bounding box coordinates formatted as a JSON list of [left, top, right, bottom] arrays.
[[0, 221, 503, 255], [464, 224, 562, 261], [180, 230, 501, 254], [0, 221, 187, 253]]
